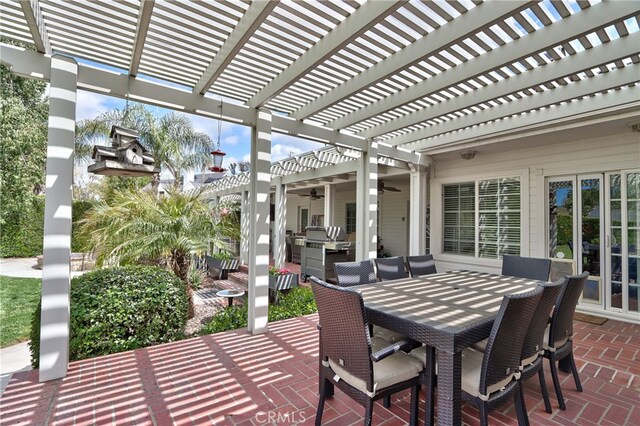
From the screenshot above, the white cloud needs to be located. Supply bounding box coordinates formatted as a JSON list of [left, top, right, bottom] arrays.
[[76, 90, 116, 121], [271, 133, 326, 161]]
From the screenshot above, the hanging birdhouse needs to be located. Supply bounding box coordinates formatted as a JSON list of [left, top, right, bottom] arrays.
[[88, 125, 160, 177]]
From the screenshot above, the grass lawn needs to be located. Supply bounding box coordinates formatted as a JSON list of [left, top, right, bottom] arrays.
[[0, 276, 41, 347]]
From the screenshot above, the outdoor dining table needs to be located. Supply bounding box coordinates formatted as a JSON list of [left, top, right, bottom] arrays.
[[354, 270, 543, 426]]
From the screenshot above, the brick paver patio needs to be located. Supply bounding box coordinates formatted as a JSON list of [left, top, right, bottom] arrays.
[[1, 314, 638, 425]]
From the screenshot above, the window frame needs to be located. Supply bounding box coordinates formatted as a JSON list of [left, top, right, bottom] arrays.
[[345, 202, 357, 234], [432, 169, 529, 267]]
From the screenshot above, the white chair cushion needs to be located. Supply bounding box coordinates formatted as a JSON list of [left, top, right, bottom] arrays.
[[472, 338, 539, 369], [328, 348, 422, 397], [459, 348, 515, 399], [373, 325, 407, 343], [542, 324, 569, 351], [409, 344, 428, 367]]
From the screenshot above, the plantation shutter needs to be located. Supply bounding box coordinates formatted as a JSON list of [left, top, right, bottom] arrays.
[[478, 177, 521, 259], [443, 183, 475, 255]]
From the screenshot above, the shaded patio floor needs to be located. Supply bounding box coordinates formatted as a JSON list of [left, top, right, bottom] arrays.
[[1, 314, 638, 425]]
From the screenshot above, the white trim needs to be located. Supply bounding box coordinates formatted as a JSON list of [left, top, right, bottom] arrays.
[[431, 168, 529, 264]]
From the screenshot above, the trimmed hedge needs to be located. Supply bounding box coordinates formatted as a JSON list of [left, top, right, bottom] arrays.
[[199, 286, 317, 335], [30, 266, 188, 367], [0, 197, 94, 257]]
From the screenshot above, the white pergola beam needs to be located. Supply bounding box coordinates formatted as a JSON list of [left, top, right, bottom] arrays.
[[355, 141, 378, 261], [1, 44, 427, 165], [240, 190, 249, 266], [247, 109, 271, 334], [129, 0, 154, 76], [281, 159, 357, 185], [273, 179, 287, 268], [324, 184, 336, 226], [401, 68, 640, 151], [20, 0, 51, 54], [39, 55, 77, 382], [374, 31, 640, 140], [336, 0, 639, 133], [292, 1, 532, 120], [409, 170, 428, 255], [247, 0, 403, 108], [194, 0, 277, 95]]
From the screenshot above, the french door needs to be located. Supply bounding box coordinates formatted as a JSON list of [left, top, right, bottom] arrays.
[[547, 171, 639, 318]]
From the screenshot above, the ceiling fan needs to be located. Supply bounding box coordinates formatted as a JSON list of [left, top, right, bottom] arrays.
[[378, 180, 401, 193], [299, 188, 324, 199]]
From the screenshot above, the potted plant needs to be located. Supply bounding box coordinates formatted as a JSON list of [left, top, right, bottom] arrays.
[[269, 266, 299, 303], [205, 251, 240, 280]]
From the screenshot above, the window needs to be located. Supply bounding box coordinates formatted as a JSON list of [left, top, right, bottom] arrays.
[[443, 177, 521, 258], [346, 203, 356, 233]]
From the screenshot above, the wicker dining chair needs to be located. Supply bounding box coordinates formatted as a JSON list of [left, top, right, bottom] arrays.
[[473, 279, 564, 415], [309, 277, 423, 426], [501, 255, 552, 281], [419, 286, 543, 426], [375, 256, 408, 281], [406, 254, 437, 277], [543, 272, 589, 411], [334, 260, 376, 287]]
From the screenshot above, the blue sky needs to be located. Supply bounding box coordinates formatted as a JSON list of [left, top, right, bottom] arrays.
[[76, 89, 325, 173]]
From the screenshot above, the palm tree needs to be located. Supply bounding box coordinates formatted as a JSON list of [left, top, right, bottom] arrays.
[[76, 103, 213, 185], [79, 185, 240, 317]]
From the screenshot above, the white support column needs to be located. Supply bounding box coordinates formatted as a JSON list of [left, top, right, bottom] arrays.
[[273, 178, 287, 268], [355, 140, 378, 261], [247, 109, 271, 334], [39, 55, 77, 382], [323, 184, 335, 226], [240, 190, 249, 265], [409, 169, 428, 255]]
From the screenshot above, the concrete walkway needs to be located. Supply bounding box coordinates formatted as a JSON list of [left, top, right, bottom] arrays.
[[0, 257, 86, 278], [0, 257, 86, 395], [0, 342, 30, 395]]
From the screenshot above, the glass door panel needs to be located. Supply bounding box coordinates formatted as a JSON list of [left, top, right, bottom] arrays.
[[609, 174, 624, 309], [548, 179, 577, 281], [626, 173, 639, 313], [578, 177, 603, 306]]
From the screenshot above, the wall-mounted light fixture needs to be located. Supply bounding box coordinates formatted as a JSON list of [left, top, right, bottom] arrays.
[[460, 149, 477, 160]]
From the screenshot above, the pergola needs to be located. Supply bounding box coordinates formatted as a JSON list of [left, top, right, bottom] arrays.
[[1, 0, 638, 382]]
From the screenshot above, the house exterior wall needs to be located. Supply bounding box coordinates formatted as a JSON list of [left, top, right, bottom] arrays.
[[430, 129, 640, 275], [283, 180, 413, 258]]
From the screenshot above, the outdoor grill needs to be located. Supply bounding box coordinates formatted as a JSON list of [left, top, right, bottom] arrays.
[[299, 226, 353, 281]]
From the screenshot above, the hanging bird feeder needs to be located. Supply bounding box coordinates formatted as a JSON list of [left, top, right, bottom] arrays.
[[209, 100, 227, 173], [88, 125, 160, 177]]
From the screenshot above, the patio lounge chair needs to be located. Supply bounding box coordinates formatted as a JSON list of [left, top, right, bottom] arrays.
[[543, 272, 589, 410], [406, 254, 437, 277], [309, 277, 423, 426], [375, 256, 408, 281], [419, 286, 543, 426], [502, 255, 551, 281]]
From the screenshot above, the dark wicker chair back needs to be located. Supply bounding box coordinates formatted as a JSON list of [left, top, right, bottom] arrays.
[[502, 255, 552, 281], [548, 272, 589, 348], [334, 260, 377, 287], [309, 276, 374, 391], [521, 279, 564, 362], [479, 286, 543, 396], [374, 256, 408, 281], [406, 254, 437, 276]]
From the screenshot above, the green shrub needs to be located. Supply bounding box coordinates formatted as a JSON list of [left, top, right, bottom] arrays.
[[29, 266, 187, 368], [200, 286, 317, 335], [0, 197, 93, 257]]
